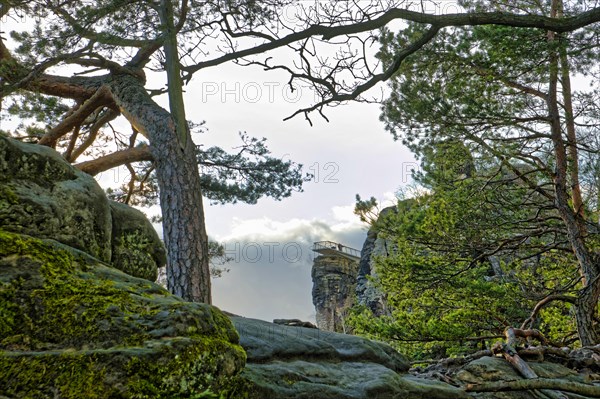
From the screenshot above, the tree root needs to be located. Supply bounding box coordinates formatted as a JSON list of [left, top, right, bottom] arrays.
[[490, 327, 570, 399]]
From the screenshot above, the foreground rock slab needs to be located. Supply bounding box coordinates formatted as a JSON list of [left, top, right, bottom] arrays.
[[231, 316, 469, 399], [232, 317, 600, 399]]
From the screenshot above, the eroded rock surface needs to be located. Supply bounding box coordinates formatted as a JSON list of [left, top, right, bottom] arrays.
[[231, 316, 472, 399], [356, 206, 396, 316], [0, 135, 165, 280], [232, 316, 600, 399], [0, 135, 112, 262], [455, 356, 593, 399]]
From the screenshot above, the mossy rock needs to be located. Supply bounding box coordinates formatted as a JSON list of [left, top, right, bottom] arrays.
[[109, 200, 166, 281], [0, 135, 112, 262], [0, 229, 247, 398]]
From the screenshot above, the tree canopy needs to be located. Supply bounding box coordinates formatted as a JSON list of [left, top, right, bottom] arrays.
[[352, 0, 600, 348]]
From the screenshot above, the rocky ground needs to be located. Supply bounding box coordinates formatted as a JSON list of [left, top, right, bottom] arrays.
[[1, 134, 599, 398], [232, 315, 600, 399]]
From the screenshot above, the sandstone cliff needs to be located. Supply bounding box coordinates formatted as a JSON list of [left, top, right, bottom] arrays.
[[311, 207, 394, 332]]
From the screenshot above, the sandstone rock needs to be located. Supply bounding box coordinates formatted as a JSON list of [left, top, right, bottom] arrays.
[[232, 316, 408, 370], [109, 200, 166, 281], [0, 230, 246, 398], [273, 318, 318, 329], [0, 136, 166, 281], [568, 345, 600, 371], [231, 316, 471, 399], [455, 356, 592, 399], [311, 254, 359, 332], [0, 135, 112, 262], [457, 356, 578, 384], [356, 206, 396, 316]]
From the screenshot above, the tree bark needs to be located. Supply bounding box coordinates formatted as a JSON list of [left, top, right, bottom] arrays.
[[38, 85, 111, 147], [75, 145, 153, 176], [574, 281, 600, 346], [553, 11, 599, 346], [559, 33, 584, 223], [68, 108, 119, 162], [158, 0, 189, 151], [156, 0, 211, 303], [107, 73, 211, 303]]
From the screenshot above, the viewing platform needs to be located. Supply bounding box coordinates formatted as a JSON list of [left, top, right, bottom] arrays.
[[312, 241, 361, 261]]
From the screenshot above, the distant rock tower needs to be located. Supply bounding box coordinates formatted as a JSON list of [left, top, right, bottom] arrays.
[[311, 241, 361, 333]]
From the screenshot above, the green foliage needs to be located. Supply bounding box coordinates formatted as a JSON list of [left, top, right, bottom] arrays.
[[350, 140, 581, 358], [352, 0, 600, 354], [207, 241, 232, 278], [6, 92, 71, 127], [104, 132, 311, 207], [196, 133, 311, 205], [379, 23, 551, 152], [354, 194, 380, 225]]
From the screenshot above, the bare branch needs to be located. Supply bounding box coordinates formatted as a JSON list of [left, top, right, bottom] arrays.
[[184, 7, 600, 76], [284, 25, 441, 123], [38, 85, 112, 147], [68, 108, 120, 162], [75, 145, 153, 176], [521, 294, 578, 330]]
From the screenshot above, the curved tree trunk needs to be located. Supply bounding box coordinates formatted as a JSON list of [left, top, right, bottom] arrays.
[[547, 0, 599, 345], [108, 73, 211, 303]]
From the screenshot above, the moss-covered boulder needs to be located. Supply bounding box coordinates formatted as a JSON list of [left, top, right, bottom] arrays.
[[0, 136, 166, 281], [0, 230, 246, 398], [0, 135, 112, 262], [109, 200, 166, 281]]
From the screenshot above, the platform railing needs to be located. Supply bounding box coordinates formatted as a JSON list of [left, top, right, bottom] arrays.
[[312, 241, 361, 259]]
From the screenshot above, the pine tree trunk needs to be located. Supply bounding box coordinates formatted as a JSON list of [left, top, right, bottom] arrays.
[[547, 2, 598, 344], [574, 275, 600, 346], [108, 73, 211, 303]]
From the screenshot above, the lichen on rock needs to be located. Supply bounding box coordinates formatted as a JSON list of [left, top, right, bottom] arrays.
[[0, 135, 166, 281]]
